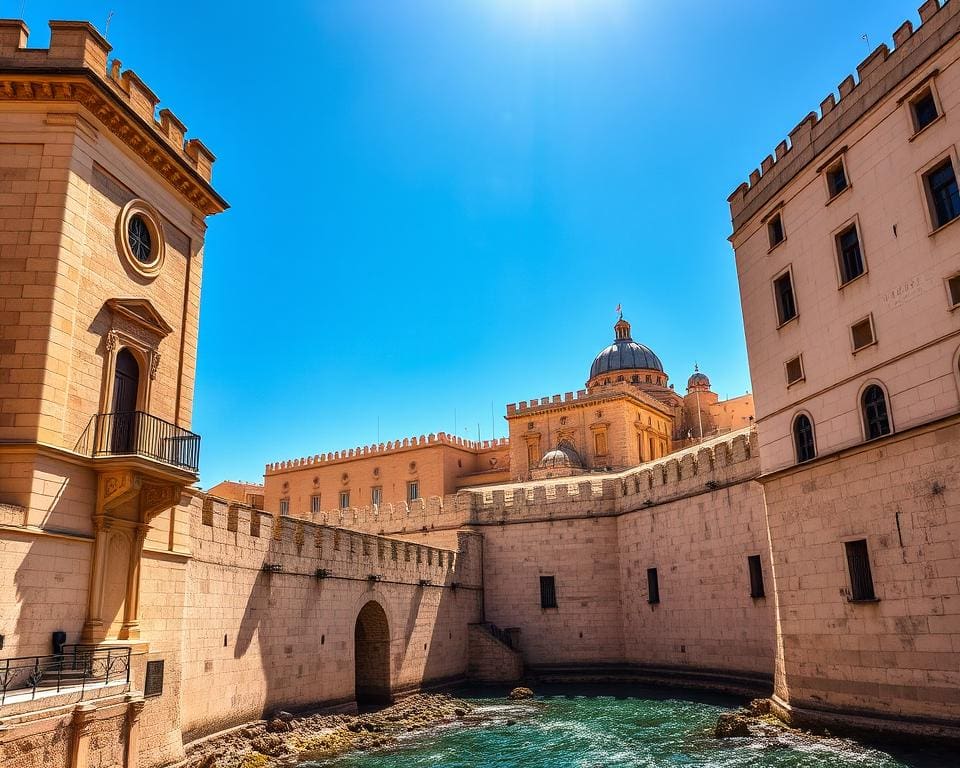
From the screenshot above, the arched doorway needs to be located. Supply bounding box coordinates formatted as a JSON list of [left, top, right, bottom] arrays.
[[111, 348, 140, 453], [354, 601, 391, 707]]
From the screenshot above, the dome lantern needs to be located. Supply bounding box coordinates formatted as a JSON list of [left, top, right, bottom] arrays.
[[589, 315, 664, 383]]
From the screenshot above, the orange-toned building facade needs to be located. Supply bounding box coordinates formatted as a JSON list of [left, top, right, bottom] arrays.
[[263, 316, 753, 512]]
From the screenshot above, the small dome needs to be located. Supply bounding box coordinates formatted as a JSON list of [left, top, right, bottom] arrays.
[[539, 443, 584, 470], [589, 317, 663, 380], [687, 365, 711, 390]]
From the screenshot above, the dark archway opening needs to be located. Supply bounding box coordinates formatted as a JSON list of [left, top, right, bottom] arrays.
[[354, 600, 391, 707], [110, 348, 140, 453]]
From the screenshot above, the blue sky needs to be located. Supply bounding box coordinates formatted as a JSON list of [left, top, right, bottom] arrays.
[[27, 1, 918, 484]]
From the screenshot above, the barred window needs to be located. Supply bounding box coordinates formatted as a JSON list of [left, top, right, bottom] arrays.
[[862, 385, 891, 440], [339, 491, 350, 509], [310, 495, 321, 515], [279, 499, 289, 516], [539, 576, 557, 609]]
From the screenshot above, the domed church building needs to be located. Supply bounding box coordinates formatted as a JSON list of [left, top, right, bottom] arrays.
[[507, 316, 683, 481]]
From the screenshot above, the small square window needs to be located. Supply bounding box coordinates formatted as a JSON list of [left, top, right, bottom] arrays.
[[647, 567, 660, 604], [836, 224, 865, 284], [773, 271, 797, 326], [851, 317, 875, 352], [339, 491, 350, 509], [911, 89, 939, 133], [767, 213, 785, 249], [948, 274, 960, 308], [407, 481, 419, 502], [785, 355, 804, 386], [279, 499, 289, 516], [826, 160, 848, 198], [924, 158, 960, 229], [748, 555, 765, 598], [310, 495, 321, 515], [540, 575, 557, 609], [845, 539, 876, 601]]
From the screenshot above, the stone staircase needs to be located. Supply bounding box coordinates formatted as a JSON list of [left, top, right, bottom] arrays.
[[467, 623, 523, 683]]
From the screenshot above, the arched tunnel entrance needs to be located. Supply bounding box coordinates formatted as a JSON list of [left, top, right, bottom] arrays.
[[355, 600, 392, 706]]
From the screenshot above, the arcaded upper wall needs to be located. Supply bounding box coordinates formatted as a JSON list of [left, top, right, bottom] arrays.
[[730, 4, 960, 473]]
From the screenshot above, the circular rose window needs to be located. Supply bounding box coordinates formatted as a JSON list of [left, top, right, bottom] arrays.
[[116, 199, 165, 277]]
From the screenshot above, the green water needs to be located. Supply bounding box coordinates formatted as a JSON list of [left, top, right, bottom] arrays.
[[302, 686, 950, 768]]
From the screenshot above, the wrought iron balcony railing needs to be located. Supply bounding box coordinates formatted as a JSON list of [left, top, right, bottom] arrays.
[[78, 411, 201, 474], [0, 645, 131, 706]]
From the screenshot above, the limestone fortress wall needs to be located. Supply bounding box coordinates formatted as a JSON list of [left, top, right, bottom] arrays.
[[3, 3, 960, 766]]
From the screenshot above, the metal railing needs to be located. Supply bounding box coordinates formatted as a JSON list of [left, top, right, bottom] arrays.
[[0, 645, 131, 706], [78, 411, 200, 473]]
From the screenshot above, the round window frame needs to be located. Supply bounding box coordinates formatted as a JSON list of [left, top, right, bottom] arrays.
[[116, 199, 165, 278]]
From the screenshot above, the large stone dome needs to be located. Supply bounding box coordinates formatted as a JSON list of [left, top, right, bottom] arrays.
[[589, 317, 663, 380]]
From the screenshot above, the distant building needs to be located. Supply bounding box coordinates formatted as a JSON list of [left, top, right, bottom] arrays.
[[263, 315, 753, 513]]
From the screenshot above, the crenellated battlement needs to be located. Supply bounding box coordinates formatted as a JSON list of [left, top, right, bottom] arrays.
[[193, 491, 480, 586], [307, 428, 759, 535], [266, 432, 509, 473], [728, 0, 954, 234], [466, 427, 759, 523], [0, 19, 225, 213], [506, 381, 673, 418]]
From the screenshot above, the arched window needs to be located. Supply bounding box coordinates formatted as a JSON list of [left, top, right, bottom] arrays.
[[793, 413, 816, 463], [862, 384, 891, 439]]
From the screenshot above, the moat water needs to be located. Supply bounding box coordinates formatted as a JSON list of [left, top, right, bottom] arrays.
[[301, 685, 950, 768]]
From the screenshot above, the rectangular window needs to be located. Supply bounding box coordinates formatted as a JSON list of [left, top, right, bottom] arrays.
[[647, 567, 660, 604], [836, 224, 864, 284], [845, 539, 876, 601], [594, 431, 608, 456], [826, 160, 848, 198], [310, 494, 321, 515], [649, 437, 656, 459], [279, 499, 289, 516], [748, 555, 765, 598], [527, 442, 539, 467], [407, 481, 419, 502], [785, 355, 804, 386], [911, 88, 939, 132], [767, 212, 785, 249], [948, 274, 960, 308], [539, 575, 557, 609], [926, 158, 960, 229], [773, 271, 797, 325], [339, 491, 350, 509], [371, 486, 382, 506], [851, 317, 875, 352]]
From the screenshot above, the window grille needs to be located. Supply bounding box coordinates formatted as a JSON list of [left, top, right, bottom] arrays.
[[310, 495, 321, 515], [539, 576, 557, 609], [279, 499, 289, 516], [862, 385, 891, 439]]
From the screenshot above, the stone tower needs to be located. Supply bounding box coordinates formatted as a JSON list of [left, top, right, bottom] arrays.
[[0, 19, 226, 652]]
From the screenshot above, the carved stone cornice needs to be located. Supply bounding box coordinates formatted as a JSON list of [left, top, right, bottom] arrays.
[[0, 73, 227, 215]]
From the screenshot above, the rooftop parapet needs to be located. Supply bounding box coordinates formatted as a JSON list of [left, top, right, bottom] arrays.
[[276, 429, 759, 533], [505, 381, 672, 417], [728, 0, 953, 235], [466, 427, 759, 523], [266, 432, 510, 473], [0, 19, 225, 213]]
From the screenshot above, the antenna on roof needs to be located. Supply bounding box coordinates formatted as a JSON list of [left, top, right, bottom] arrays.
[[861, 33, 870, 51], [105, 11, 115, 39]]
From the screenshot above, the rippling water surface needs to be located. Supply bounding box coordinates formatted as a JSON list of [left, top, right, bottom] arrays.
[[302, 685, 947, 768]]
